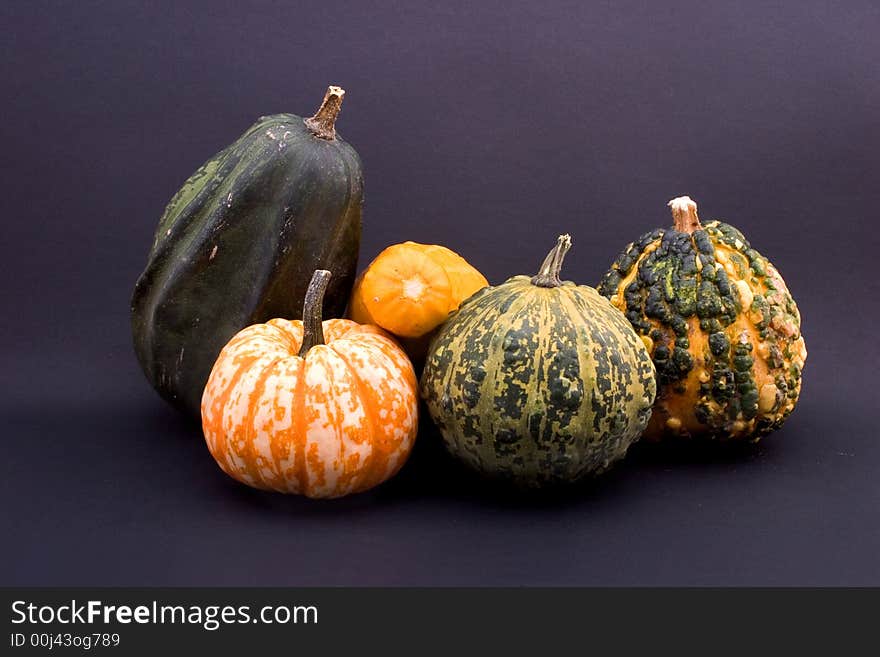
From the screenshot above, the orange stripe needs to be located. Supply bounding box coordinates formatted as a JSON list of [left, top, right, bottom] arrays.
[[205, 351, 261, 474], [293, 353, 309, 495], [241, 355, 283, 490], [332, 345, 386, 493]]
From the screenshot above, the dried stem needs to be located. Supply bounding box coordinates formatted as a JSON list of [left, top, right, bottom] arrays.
[[304, 85, 345, 140], [531, 234, 572, 288], [669, 196, 702, 233], [298, 270, 332, 357]]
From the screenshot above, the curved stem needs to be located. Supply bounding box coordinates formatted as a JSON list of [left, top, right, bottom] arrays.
[[304, 85, 345, 140], [298, 270, 332, 357], [668, 196, 702, 233], [531, 234, 572, 288]]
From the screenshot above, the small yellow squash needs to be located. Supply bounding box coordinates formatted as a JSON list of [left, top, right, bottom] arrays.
[[349, 241, 488, 339]]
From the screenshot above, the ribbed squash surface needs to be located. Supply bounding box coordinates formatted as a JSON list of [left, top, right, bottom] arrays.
[[422, 237, 656, 486], [201, 318, 418, 497]]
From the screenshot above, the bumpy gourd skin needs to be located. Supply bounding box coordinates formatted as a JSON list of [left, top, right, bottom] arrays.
[[597, 207, 806, 441], [421, 239, 656, 487]]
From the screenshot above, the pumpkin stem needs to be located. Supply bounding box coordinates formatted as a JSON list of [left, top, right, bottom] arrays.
[[669, 196, 703, 233], [531, 234, 572, 288], [298, 269, 332, 357], [304, 85, 345, 140]]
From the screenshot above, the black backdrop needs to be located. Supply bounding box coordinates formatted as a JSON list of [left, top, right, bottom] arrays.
[[2, 0, 878, 585]]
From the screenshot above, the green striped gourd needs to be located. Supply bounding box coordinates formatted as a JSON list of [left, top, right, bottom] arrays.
[[420, 235, 656, 487]]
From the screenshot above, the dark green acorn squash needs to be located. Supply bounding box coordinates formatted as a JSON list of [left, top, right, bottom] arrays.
[[420, 235, 656, 488], [132, 86, 362, 418]]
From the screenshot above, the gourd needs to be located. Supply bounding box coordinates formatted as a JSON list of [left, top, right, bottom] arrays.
[[349, 241, 488, 365], [131, 86, 362, 418], [597, 196, 807, 441], [349, 241, 488, 338], [420, 235, 656, 487], [201, 270, 418, 498]]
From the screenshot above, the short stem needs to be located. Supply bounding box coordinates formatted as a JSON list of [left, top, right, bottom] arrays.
[[298, 270, 332, 357], [668, 196, 702, 233], [304, 85, 345, 140], [531, 234, 572, 288]]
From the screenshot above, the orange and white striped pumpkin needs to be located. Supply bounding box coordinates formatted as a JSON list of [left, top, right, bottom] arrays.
[[201, 271, 419, 498]]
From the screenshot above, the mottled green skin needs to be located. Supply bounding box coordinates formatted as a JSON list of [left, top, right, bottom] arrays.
[[132, 114, 362, 418], [598, 221, 805, 440], [420, 277, 656, 487]]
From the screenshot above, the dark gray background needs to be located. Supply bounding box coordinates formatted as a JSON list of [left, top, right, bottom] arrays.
[[2, 0, 878, 585]]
